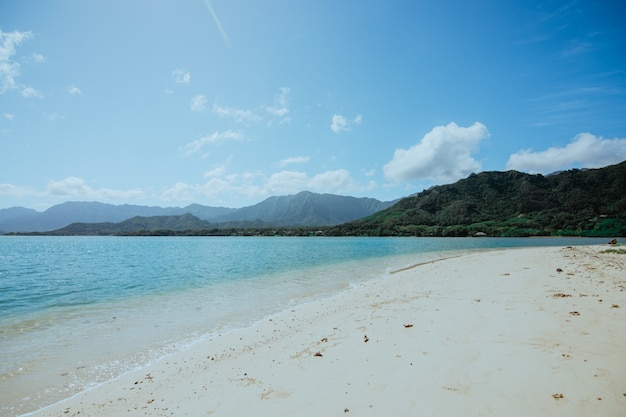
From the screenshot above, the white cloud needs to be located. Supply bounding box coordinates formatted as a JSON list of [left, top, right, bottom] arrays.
[[68, 86, 82, 95], [1, 178, 145, 205], [0, 30, 43, 98], [204, 165, 228, 178], [3, 113, 14, 121], [308, 169, 356, 191], [276, 156, 310, 167], [172, 69, 190, 85], [161, 182, 196, 202], [265, 171, 309, 193], [0, 182, 36, 197], [264, 169, 358, 195], [265, 87, 291, 125], [31, 53, 45, 63], [46, 177, 92, 196], [161, 168, 362, 207], [45, 177, 145, 200], [331, 114, 362, 133], [506, 133, 626, 173], [0, 29, 33, 93], [212, 102, 262, 123], [190, 94, 207, 112], [181, 130, 244, 155], [21, 85, 43, 99], [383, 122, 489, 183]]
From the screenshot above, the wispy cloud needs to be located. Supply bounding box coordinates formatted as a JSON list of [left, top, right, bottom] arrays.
[[212, 102, 262, 123], [331, 114, 362, 133], [68, 86, 82, 95], [0, 29, 43, 97], [560, 40, 593, 58], [204, 164, 228, 178], [190, 94, 207, 112], [20, 85, 43, 99], [528, 82, 625, 128], [1, 177, 145, 202], [0, 182, 37, 198], [181, 130, 244, 155], [383, 122, 489, 184], [3, 113, 15, 121], [31, 53, 45, 63], [46, 177, 145, 200], [172, 69, 190, 85], [264, 87, 291, 125], [506, 132, 626, 173], [276, 156, 310, 167]]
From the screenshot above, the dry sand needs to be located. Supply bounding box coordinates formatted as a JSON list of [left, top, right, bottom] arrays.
[[26, 245, 626, 416]]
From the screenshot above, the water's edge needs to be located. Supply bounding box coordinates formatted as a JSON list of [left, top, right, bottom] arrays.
[[0, 236, 616, 416]]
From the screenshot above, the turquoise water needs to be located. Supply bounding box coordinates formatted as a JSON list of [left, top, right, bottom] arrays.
[[0, 236, 616, 416]]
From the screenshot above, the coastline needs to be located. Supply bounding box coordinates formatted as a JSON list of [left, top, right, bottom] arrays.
[[22, 245, 626, 416]]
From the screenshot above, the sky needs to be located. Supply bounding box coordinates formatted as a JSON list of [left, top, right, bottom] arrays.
[[1, 0, 626, 210]]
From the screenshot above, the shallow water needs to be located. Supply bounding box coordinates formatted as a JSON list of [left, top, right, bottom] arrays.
[[0, 236, 615, 416]]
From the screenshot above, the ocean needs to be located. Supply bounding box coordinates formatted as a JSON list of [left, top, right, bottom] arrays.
[[0, 235, 615, 416]]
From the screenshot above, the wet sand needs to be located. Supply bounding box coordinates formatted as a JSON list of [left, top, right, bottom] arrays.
[[26, 245, 626, 416]]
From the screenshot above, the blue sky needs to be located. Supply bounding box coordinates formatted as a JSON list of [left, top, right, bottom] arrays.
[[1, 0, 625, 210]]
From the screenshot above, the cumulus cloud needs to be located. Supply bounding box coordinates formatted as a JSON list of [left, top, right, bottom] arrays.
[[383, 122, 490, 184], [331, 114, 362, 133], [172, 69, 190, 85], [190, 94, 207, 112], [276, 156, 310, 167], [181, 130, 244, 155], [45, 177, 145, 200], [506, 133, 626, 173], [212, 102, 262, 123]]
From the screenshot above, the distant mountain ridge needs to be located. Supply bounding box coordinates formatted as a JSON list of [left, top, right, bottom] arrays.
[[0, 202, 234, 233], [212, 191, 393, 227], [0, 192, 395, 233], [43, 214, 214, 236]]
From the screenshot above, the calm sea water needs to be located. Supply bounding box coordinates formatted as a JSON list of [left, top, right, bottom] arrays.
[[0, 235, 615, 416]]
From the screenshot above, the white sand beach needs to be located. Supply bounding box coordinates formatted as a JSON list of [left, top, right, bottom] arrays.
[[27, 245, 626, 417]]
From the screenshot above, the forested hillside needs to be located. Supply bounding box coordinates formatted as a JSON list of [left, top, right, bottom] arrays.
[[327, 161, 626, 237]]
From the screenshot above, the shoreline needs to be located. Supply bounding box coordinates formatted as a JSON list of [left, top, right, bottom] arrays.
[[19, 244, 626, 417]]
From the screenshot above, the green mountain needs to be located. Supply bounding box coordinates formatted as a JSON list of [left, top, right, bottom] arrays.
[[39, 214, 214, 236], [327, 161, 626, 237], [213, 191, 395, 226]]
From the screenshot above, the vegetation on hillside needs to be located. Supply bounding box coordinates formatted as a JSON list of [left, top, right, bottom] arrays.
[[326, 161, 626, 237]]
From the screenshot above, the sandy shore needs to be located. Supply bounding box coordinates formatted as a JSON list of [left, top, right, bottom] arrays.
[[26, 245, 626, 417]]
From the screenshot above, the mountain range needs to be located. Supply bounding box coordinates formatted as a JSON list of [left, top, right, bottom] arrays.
[[3, 162, 625, 237], [0, 191, 395, 233]]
